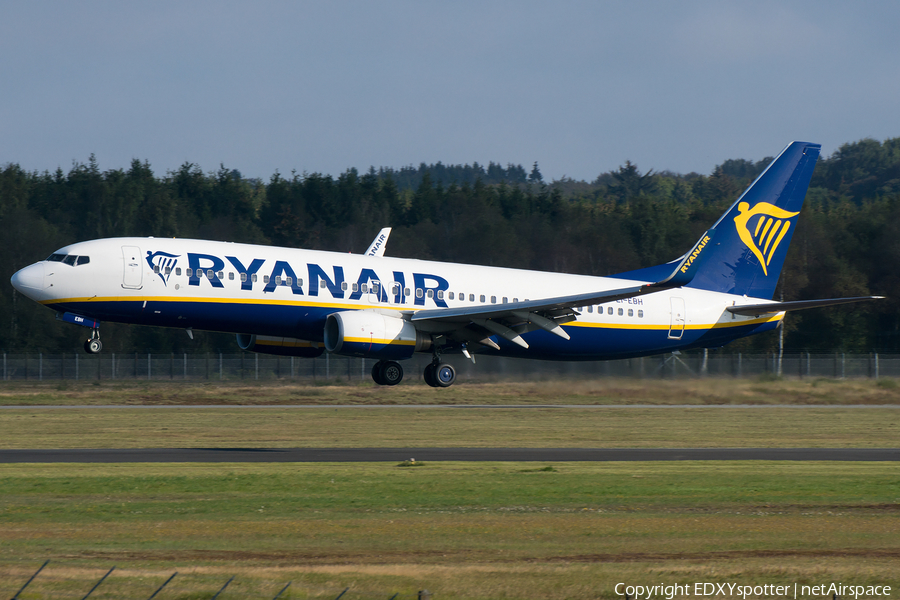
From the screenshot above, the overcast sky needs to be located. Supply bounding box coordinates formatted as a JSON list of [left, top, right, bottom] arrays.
[[2, 1, 899, 182]]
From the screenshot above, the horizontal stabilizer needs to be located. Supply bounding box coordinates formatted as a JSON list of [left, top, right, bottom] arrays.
[[726, 296, 884, 316]]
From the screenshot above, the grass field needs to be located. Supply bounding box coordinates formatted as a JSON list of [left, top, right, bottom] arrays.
[[1, 462, 898, 599], [1, 379, 898, 599]]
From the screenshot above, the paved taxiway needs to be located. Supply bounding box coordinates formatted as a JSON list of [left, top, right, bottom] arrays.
[[1, 448, 898, 463]]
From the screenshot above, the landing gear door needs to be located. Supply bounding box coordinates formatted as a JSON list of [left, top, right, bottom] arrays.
[[668, 296, 685, 340], [122, 246, 143, 289]]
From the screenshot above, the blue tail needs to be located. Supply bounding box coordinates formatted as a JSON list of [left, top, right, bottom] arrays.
[[617, 141, 821, 299]]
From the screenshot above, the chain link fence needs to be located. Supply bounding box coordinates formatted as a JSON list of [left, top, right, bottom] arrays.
[[1, 351, 896, 382]]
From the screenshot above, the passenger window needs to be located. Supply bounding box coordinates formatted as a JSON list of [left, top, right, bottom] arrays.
[[361, 283, 367, 293], [207, 269, 214, 279], [186, 268, 193, 277], [229, 272, 234, 281], [298, 279, 303, 287], [480, 295, 486, 302], [320, 280, 327, 289], [404, 288, 411, 296], [416, 288, 423, 298], [217, 271, 223, 279], [607, 307, 613, 315], [153, 265, 160, 274], [502, 297, 508, 303], [251, 273, 257, 282], [513, 298, 519, 303], [587, 306, 593, 313], [240, 273, 247, 282], [638, 310, 644, 318], [427, 289, 434, 299], [628, 309, 633, 317], [618, 308, 623, 316], [264, 275, 270, 284], [176, 267, 182, 276], [351, 283, 358, 292], [341, 282, 349, 291], [76, 256, 90, 266], [491, 296, 496, 303], [392, 284, 400, 295], [164, 266, 171, 275], [448, 292, 455, 300], [275, 276, 282, 285], [469, 294, 475, 302]]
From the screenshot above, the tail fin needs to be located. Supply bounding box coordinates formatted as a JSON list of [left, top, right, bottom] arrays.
[[616, 141, 821, 299], [689, 141, 820, 298]]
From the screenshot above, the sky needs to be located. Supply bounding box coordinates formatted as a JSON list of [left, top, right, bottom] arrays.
[[2, 1, 899, 182]]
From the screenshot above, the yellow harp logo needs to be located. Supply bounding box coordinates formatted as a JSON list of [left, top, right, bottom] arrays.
[[733, 201, 799, 276]]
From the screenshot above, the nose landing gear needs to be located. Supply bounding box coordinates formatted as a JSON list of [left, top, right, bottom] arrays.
[[83, 329, 102, 354]]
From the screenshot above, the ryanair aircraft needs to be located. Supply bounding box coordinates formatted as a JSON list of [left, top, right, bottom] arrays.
[[10, 142, 880, 387]]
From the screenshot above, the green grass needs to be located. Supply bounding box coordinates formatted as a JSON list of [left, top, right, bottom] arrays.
[[1, 462, 898, 599], [2, 405, 899, 449], [2, 377, 900, 406]]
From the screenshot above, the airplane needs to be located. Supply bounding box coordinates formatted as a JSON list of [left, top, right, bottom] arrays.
[[10, 141, 882, 387]]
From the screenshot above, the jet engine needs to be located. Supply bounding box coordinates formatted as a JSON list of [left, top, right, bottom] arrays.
[[324, 310, 430, 359], [236, 334, 324, 358]]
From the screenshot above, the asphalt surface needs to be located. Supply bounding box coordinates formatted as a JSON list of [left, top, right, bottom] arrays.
[[1, 447, 898, 463]]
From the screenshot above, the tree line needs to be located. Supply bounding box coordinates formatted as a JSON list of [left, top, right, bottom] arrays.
[[2, 137, 899, 355]]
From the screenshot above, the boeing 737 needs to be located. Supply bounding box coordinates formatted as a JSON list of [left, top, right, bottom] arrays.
[[10, 142, 881, 387]]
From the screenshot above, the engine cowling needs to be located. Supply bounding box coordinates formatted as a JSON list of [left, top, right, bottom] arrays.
[[324, 310, 430, 359], [236, 334, 324, 358]]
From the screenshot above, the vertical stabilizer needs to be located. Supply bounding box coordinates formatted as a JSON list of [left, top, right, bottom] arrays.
[[688, 141, 820, 298], [616, 141, 821, 299]]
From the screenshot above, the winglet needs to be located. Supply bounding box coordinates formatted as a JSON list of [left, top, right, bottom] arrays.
[[365, 227, 392, 257]]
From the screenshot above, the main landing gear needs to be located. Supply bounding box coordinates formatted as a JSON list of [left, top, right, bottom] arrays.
[[83, 328, 102, 354], [423, 360, 456, 388], [370, 357, 458, 387], [372, 360, 404, 386]]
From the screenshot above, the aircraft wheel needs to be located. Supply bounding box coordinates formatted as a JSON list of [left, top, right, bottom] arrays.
[[371, 362, 386, 385], [381, 361, 404, 386], [423, 362, 438, 387], [435, 363, 456, 387], [84, 338, 102, 354]]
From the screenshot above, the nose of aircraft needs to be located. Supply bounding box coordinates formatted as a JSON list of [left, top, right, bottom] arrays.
[[10, 263, 45, 295]]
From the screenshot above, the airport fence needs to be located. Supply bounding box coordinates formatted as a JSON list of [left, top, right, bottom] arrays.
[[0, 351, 897, 382]]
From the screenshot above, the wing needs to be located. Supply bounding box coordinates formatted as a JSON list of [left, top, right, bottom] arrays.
[[410, 229, 716, 350]]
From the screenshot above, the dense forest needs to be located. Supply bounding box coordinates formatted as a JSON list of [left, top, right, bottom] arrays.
[[2, 137, 899, 355]]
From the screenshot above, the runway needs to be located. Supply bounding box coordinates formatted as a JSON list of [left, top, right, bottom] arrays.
[[1, 447, 898, 463]]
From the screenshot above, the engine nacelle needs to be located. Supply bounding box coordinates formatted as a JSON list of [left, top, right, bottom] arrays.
[[324, 310, 430, 359], [236, 334, 324, 358]]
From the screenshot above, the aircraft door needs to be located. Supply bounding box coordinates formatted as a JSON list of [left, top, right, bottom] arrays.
[[668, 297, 685, 339], [122, 246, 143, 289]]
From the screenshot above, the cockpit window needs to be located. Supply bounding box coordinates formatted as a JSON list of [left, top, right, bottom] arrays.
[[45, 253, 91, 266]]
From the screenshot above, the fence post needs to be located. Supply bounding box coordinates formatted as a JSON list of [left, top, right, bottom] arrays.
[[2, 352, 5, 381], [170, 352, 174, 380], [291, 356, 295, 380], [25, 353, 28, 381], [183, 353, 187, 379], [737, 353, 742, 378], [75, 353, 79, 380], [806, 352, 811, 378], [112, 353, 116, 380], [255, 353, 259, 380], [841, 353, 846, 379], [875, 352, 880, 380], [326, 353, 330, 379], [134, 352, 138, 379], [219, 352, 223, 380], [39, 353, 42, 381], [147, 353, 151, 380], [241, 353, 245, 380]]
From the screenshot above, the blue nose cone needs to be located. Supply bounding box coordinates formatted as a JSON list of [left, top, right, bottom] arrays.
[[10, 263, 45, 295]]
